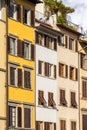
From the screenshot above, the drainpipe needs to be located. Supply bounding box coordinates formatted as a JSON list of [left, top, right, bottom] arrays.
[[6, 0, 8, 130]]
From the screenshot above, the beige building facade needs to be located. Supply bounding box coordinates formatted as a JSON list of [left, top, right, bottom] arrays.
[[0, 0, 7, 130]]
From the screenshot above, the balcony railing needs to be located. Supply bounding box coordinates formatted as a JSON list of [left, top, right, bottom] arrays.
[[35, 10, 83, 33]]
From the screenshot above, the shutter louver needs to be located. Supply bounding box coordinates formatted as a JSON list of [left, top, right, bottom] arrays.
[[18, 68, 22, 87], [45, 62, 49, 76], [54, 123, 56, 130], [17, 39, 24, 57], [18, 107, 22, 127], [76, 68, 78, 80], [54, 65, 56, 78], [7, 36, 10, 53], [10, 67, 15, 85], [24, 108, 31, 128], [66, 65, 68, 78], [54, 39, 57, 51], [35, 32, 39, 43], [75, 40, 78, 52], [38, 61, 42, 74], [17, 4, 21, 22], [31, 44, 35, 61]]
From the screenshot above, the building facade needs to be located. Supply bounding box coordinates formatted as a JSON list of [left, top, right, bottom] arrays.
[[0, 0, 7, 130], [7, 0, 39, 129], [35, 21, 61, 130], [57, 24, 81, 130]]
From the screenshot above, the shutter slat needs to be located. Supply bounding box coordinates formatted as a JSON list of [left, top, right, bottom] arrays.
[[17, 39, 24, 57], [54, 65, 56, 78], [24, 108, 31, 128], [18, 107, 22, 127], [31, 44, 35, 61], [7, 36, 10, 53], [31, 10, 34, 26], [18, 68, 22, 87], [17, 4, 21, 22]]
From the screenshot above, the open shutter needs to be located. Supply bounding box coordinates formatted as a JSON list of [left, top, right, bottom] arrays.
[[8, 106, 12, 127], [65, 36, 68, 48], [35, 31, 39, 43], [54, 39, 57, 51], [82, 81, 86, 97], [38, 61, 42, 74], [75, 40, 78, 52], [24, 108, 31, 128], [31, 44, 35, 61], [18, 68, 22, 87], [54, 65, 56, 78], [17, 40, 24, 57], [18, 107, 22, 127], [7, 36, 10, 53], [10, 67, 15, 85], [76, 68, 78, 80], [27, 71, 31, 89], [66, 65, 68, 78], [17, 4, 21, 22], [45, 62, 49, 76], [54, 123, 56, 130], [31, 10, 34, 26], [83, 115, 87, 130]]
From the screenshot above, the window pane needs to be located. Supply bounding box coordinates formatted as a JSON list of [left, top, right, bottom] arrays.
[[24, 43, 29, 59]]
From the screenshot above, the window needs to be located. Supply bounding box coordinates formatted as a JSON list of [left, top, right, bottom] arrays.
[[9, 1, 20, 20], [10, 67, 17, 86], [23, 7, 34, 26], [24, 108, 31, 128], [59, 63, 68, 78], [38, 61, 56, 79], [71, 121, 76, 130], [24, 70, 31, 89], [60, 120, 66, 130], [69, 66, 78, 80], [48, 92, 56, 108], [9, 106, 22, 128], [83, 115, 87, 130], [44, 122, 56, 130], [71, 92, 77, 108], [24, 42, 30, 59], [60, 90, 67, 106], [10, 66, 22, 87], [82, 79, 87, 98], [38, 90, 46, 106], [8, 36, 17, 56], [58, 35, 64, 46], [9, 106, 16, 127]]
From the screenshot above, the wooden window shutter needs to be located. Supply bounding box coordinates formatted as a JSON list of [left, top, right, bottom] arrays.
[[31, 10, 34, 26], [69, 66, 71, 79], [8, 106, 12, 126], [10, 67, 15, 85], [83, 115, 87, 130], [75, 40, 78, 52], [66, 65, 68, 78], [38, 61, 42, 74], [54, 65, 56, 78], [45, 62, 49, 76], [71, 92, 77, 107], [7, 36, 10, 53], [60, 90, 63, 103], [54, 123, 56, 130], [54, 39, 57, 51], [24, 71, 27, 88], [65, 36, 68, 48], [76, 68, 78, 81], [24, 108, 31, 128], [17, 39, 24, 57], [17, 4, 21, 22], [36, 121, 40, 130], [27, 71, 31, 88], [44, 122, 48, 130], [31, 44, 35, 61], [59, 63, 61, 76], [18, 68, 22, 87], [18, 107, 22, 127], [35, 32, 39, 43], [82, 81, 86, 97]]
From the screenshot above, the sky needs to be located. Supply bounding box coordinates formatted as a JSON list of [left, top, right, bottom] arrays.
[[62, 0, 87, 34]]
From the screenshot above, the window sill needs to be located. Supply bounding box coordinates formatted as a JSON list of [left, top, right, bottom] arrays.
[[59, 75, 67, 79], [23, 23, 34, 28], [37, 74, 56, 80], [9, 85, 33, 91], [9, 17, 19, 22], [59, 104, 67, 107], [9, 127, 33, 130], [81, 97, 87, 100]]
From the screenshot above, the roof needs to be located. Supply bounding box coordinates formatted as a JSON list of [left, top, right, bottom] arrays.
[[57, 23, 82, 36]]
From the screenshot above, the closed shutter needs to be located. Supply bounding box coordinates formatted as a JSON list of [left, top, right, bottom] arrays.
[[17, 39, 24, 57], [7, 36, 10, 53], [60, 120, 65, 130], [83, 115, 87, 130], [69, 38, 72, 49], [44, 122, 48, 130], [10, 67, 15, 85], [18, 68, 22, 87], [24, 71, 31, 88], [31, 10, 34, 26], [38, 61, 42, 74], [35, 32, 39, 43], [24, 108, 31, 128], [18, 107, 22, 127], [66, 65, 68, 78], [24, 71, 27, 88], [54, 39, 57, 51], [17, 4, 21, 22], [54, 65, 56, 78], [36, 121, 40, 130], [31, 44, 35, 61]]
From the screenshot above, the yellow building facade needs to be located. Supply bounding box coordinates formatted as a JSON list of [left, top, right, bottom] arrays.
[[0, 1, 7, 130], [7, 0, 39, 129]]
